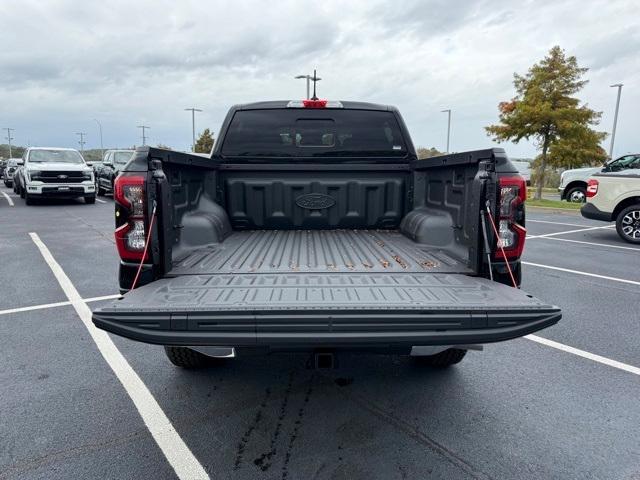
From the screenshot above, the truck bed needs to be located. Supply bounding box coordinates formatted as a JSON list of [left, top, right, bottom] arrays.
[[170, 229, 470, 275], [94, 229, 561, 348]]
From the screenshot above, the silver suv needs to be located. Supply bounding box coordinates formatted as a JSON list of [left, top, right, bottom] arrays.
[[559, 154, 640, 203]]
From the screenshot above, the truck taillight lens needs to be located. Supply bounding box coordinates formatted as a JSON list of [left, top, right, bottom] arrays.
[[586, 179, 599, 197], [495, 175, 527, 260], [114, 174, 148, 261]]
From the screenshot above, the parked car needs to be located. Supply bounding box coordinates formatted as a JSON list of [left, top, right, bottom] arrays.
[[96, 150, 134, 195], [559, 154, 640, 203], [93, 99, 561, 370], [511, 161, 531, 186], [581, 168, 640, 244], [13, 162, 25, 195], [3, 158, 22, 187], [19, 147, 96, 205], [0, 159, 6, 179]]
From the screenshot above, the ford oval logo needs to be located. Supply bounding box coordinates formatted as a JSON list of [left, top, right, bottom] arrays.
[[295, 193, 336, 210], [58, 174, 68, 179]]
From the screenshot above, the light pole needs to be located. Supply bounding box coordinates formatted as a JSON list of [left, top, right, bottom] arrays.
[[294, 74, 321, 99], [185, 107, 203, 152], [93, 119, 104, 160], [137, 125, 150, 146], [4, 128, 14, 157], [441, 109, 451, 153], [609, 83, 623, 159], [76, 132, 87, 153]]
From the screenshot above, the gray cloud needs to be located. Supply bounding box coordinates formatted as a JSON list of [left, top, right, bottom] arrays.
[[0, 0, 638, 157]]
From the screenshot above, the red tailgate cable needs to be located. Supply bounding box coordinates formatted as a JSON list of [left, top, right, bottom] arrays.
[[484, 200, 518, 288], [130, 203, 157, 291]]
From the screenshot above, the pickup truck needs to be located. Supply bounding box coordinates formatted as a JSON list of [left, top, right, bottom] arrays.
[[581, 169, 640, 244], [93, 100, 561, 369], [95, 149, 134, 195], [19, 147, 96, 205]]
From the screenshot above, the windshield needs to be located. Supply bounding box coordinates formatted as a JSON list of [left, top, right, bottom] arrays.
[[114, 151, 134, 164], [221, 109, 407, 158], [29, 149, 84, 164]]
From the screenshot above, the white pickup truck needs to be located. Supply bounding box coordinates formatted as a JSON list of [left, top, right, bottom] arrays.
[[559, 154, 640, 203], [581, 169, 640, 244]]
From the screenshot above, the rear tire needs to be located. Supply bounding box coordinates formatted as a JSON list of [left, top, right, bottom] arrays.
[[164, 346, 212, 369], [615, 204, 640, 244], [97, 183, 106, 196], [566, 186, 586, 203], [413, 348, 467, 367]]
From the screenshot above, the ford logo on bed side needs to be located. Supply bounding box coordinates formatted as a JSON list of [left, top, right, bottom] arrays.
[[295, 193, 336, 210]]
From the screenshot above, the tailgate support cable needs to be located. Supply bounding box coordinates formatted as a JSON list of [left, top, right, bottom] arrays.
[[479, 209, 494, 281], [484, 200, 518, 288], [130, 201, 157, 291]]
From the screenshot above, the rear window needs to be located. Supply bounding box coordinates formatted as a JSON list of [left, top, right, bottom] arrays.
[[221, 109, 407, 158]]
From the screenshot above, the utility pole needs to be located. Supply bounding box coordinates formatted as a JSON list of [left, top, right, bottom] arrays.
[[441, 109, 451, 153], [609, 83, 623, 159], [76, 132, 87, 153], [295, 73, 322, 99], [94, 119, 104, 160], [4, 128, 14, 157], [137, 125, 150, 146], [184, 107, 203, 151]]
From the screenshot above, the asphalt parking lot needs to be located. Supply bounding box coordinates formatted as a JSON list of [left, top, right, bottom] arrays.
[[1, 185, 639, 480]]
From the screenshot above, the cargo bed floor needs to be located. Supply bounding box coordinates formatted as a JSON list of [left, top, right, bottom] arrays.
[[171, 229, 469, 275]]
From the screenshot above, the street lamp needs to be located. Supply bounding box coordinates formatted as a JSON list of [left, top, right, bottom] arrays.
[[441, 109, 451, 153], [76, 132, 87, 153], [94, 119, 104, 160], [294, 74, 321, 99], [185, 107, 203, 152], [609, 83, 623, 159], [4, 128, 14, 157]]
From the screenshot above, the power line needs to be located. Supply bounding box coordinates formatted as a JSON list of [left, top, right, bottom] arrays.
[[137, 125, 150, 146], [184, 107, 203, 152], [75, 132, 87, 153]]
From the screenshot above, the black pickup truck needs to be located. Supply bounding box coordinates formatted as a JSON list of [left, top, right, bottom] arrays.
[[93, 100, 561, 369]]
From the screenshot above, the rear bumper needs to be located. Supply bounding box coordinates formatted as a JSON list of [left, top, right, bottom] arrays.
[[92, 309, 561, 348], [580, 202, 612, 222]]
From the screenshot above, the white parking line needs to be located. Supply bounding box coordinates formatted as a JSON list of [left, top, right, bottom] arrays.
[[1, 191, 14, 206], [0, 294, 121, 317], [531, 236, 640, 252], [526, 335, 640, 376], [527, 225, 615, 239], [29, 232, 209, 480], [96, 198, 107, 204], [527, 219, 594, 228], [523, 261, 640, 286]]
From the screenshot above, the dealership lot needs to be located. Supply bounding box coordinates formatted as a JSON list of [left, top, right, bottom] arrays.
[[1, 187, 639, 480]]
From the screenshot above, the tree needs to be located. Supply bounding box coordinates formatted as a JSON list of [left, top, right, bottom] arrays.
[[194, 128, 214, 154], [416, 146, 444, 159], [485, 46, 606, 199]]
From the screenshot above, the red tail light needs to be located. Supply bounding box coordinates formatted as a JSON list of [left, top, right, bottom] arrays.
[[114, 174, 148, 261], [302, 99, 328, 108], [495, 175, 527, 260], [586, 179, 599, 197]]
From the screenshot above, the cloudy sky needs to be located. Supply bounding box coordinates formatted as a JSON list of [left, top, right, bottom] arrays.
[[1, 0, 638, 158]]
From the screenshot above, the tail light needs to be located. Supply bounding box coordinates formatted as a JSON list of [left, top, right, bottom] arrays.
[[286, 100, 344, 108], [586, 179, 599, 197], [114, 174, 148, 261], [495, 175, 527, 260]]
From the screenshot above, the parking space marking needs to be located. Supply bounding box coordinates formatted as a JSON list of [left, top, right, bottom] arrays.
[[0, 294, 121, 317], [532, 236, 640, 251], [523, 261, 640, 286], [96, 198, 107, 203], [29, 232, 210, 480], [2, 191, 14, 206], [527, 219, 594, 228], [527, 225, 615, 239], [526, 335, 640, 376]]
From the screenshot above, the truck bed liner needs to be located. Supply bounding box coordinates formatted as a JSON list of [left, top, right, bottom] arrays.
[[171, 229, 469, 275]]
